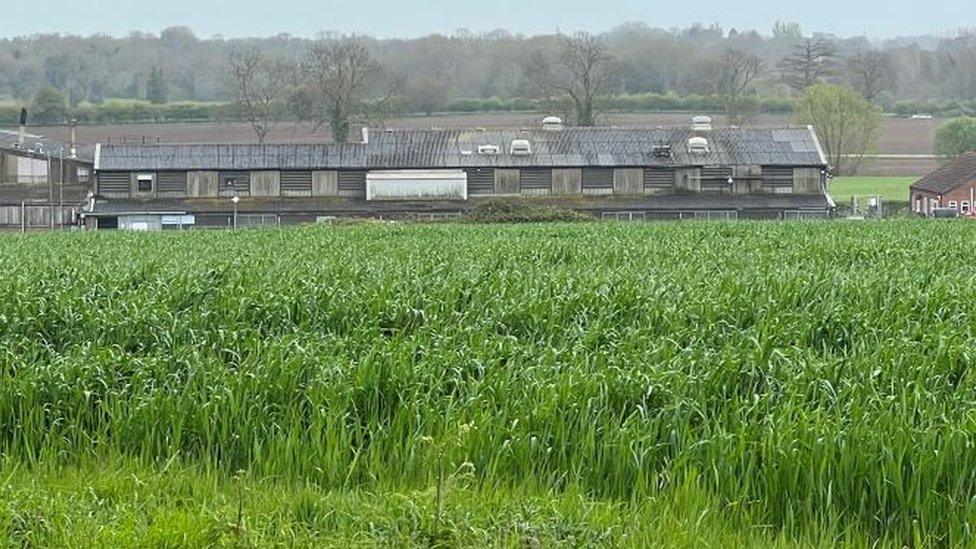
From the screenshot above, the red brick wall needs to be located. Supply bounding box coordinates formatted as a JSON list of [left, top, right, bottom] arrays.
[[911, 184, 976, 216]]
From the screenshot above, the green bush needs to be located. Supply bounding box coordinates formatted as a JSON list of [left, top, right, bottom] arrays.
[[466, 198, 593, 222], [935, 117, 976, 159]]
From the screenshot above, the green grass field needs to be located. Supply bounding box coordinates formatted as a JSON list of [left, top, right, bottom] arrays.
[[2, 221, 976, 546], [829, 176, 917, 204]]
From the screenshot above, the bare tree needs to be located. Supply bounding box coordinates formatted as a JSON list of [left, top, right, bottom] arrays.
[[302, 38, 381, 143], [717, 48, 764, 125], [526, 33, 616, 126], [777, 37, 836, 92], [846, 50, 895, 102], [228, 49, 293, 144]]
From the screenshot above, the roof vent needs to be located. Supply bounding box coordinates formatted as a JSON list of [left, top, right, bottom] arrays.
[[510, 139, 532, 156], [688, 136, 709, 154], [542, 116, 564, 131], [651, 144, 673, 159], [477, 144, 500, 155], [691, 115, 712, 131]]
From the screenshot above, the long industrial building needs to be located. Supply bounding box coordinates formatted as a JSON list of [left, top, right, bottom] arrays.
[[83, 117, 833, 229]]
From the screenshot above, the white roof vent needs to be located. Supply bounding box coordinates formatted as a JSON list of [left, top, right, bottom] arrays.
[[542, 116, 564, 131], [691, 115, 713, 131], [477, 144, 500, 155], [688, 136, 709, 153], [510, 139, 532, 156]]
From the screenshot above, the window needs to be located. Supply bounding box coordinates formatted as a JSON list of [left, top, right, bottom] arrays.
[[136, 173, 154, 193], [949, 201, 958, 209], [963, 202, 971, 214]]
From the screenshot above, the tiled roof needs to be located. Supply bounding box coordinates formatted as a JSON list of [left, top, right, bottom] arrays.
[[95, 126, 827, 171], [910, 152, 976, 194]]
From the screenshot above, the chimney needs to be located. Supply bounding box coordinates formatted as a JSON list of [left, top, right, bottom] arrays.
[[361, 127, 369, 144], [68, 119, 78, 159], [17, 108, 27, 147]]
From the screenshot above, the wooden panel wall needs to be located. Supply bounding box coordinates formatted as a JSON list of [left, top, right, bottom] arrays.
[[613, 169, 643, 195], [551, 169, 582, 195], [250, 171, 280, 197], [188, 171, 219, 197], [793, 168, 823, 194], [312, 171, 338, 196], [494, 169, 520, 194]]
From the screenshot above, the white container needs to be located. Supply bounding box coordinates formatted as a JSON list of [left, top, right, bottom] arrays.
[[366, 170, 468, 201]]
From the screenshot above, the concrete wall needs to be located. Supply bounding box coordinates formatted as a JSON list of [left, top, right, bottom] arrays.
[[613, 169, 643, 195], [188, 171, 219, 197], [0, 152, 17, 182], [551, 169, 582, 195], [250, 171, 281, 197], [494, 169, 520, 195], [312, 171, 338, 196]]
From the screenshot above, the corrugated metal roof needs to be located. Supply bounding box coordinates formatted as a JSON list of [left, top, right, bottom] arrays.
[[0, 128, 94, 162], [96, 126, 827, 172]]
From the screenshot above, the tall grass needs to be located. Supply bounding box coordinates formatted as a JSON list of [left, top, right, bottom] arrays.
[[1, 221, 975, 544]]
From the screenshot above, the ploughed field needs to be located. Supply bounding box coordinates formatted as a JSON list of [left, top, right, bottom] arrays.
[[2, 221, 976, 546]]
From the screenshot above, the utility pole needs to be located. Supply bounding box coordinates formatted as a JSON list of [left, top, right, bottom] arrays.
[[58, 147, 64, 230]]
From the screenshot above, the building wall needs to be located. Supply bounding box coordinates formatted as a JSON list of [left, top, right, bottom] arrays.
[[494, 169, 520, 195], [0, 151, 88, 185], [551, 169, 582, 194], [94, 164, 826, 202], [911, 185, 976, 216], [312, 171, 338, 196], [793, 168, 824, 195], [613, 169, 643, 195], [251, 171, 281, 197], [188, 171, 219, 197]]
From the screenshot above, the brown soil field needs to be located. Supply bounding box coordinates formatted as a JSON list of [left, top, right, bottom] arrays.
[[12, 112, 941, 176]]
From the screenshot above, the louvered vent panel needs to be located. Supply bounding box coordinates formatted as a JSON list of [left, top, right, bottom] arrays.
[[581, 168, 614, 189], [465, 168, 495, 195], [156, 171, 187, 193], [98, 172, 130, 195], [520, 168, 551, 190]]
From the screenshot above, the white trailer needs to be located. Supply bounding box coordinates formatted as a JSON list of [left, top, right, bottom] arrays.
[[366, 170, 468, 201]]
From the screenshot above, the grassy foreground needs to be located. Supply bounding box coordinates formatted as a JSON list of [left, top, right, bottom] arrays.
[[2, 221, 976, 546]]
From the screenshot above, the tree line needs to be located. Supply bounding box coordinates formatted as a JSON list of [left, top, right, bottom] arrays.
[[3, 23, 976, 122]]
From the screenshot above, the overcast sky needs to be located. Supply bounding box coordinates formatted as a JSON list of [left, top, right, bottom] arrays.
[[3, 0, 974, 39]]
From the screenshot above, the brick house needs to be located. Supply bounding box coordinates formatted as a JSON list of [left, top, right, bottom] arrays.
[[910, 152, 976, 217]]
